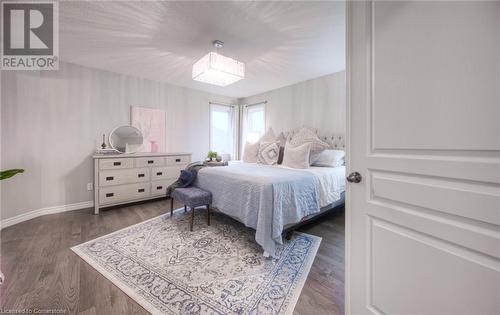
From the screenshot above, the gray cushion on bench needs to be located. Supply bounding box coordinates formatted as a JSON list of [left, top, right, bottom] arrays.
[[172, 187, 212, 208]]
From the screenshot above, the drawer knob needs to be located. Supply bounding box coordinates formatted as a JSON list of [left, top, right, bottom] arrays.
[[148, 160, 154, 164], [138, 174, 145, 178], [157, 186, 163, 190], [138, 188, 145, 193], [175, 158, 181, 162], [106, 193, 114, 197], [156, 172, 162, 176], [113, 162, 121, 166], [106, 176, 114, 181]]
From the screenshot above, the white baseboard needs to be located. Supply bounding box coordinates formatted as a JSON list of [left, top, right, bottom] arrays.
[[1, 200, 94, 230]]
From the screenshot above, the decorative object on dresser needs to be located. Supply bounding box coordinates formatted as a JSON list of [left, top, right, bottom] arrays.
[[94, 148, 117, 155], [131, 106, 166, 153], [101, 134, 107, 149], [207, 150, 218, 161], [203, 160, 228, 167], [92, 152, 192, 214], [220, 153, 231, 161], [109, 125, 144, 153]]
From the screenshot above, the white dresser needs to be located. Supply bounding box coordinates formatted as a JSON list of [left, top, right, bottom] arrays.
[[92, 152, 192, 214]]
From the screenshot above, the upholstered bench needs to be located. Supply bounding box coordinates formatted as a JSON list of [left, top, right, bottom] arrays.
[[171, 187, 212, 231]]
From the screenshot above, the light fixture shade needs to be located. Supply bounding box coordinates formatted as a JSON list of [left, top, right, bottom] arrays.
[[192, 52, 245, 87]]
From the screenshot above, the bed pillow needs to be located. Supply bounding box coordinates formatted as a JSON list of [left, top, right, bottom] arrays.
[[289, 127, 329, 163], [312, 149, 345, 167], [258, 141, 280, 165], [178, 169, 197, 188], [276, 132, 287, 164], [242, 141, 260, 163], [260, 127, 277, 142], [282, 142, 311, 169], [277, 132, 287, 147]]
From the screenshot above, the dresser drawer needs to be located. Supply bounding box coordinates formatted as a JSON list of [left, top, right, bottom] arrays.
[[99, 158, 133, 170], [99, 183, 151, 205], [99, 168, 150, 187], [135, 157, 165, 167], [166, 155, 190, 166], [151, 179, 176, 197], [151, 166, 184, 180]]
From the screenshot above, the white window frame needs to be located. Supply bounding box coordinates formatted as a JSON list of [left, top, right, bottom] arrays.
[[240, 101, 267, 157], [209, 102, 238, 160]]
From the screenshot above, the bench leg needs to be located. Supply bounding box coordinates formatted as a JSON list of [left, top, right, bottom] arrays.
[[170, 198, 174, 217], [184, 205, 187, 213], [207, 204, 210, 226], [190, 207, 194, 231]]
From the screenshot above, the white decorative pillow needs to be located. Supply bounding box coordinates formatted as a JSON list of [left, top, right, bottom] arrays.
[[282, 142, 311, 169], [312, 149, 345, 167], [242, 141, 260, 163], [260, 127, 277, 142], [258, 141, 280, 165], [289, 127, 329, 163]]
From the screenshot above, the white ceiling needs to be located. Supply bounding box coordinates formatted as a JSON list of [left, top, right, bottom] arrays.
[[59, 1, 345, 98]]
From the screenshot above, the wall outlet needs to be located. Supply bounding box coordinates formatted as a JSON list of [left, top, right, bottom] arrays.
[[87, 183, 93, 191]]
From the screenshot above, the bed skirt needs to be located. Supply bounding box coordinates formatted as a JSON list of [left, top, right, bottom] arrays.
[[283, 191, 345, 231]]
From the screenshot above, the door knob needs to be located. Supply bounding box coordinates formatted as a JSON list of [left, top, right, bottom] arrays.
[[347, 172, 362, 183]]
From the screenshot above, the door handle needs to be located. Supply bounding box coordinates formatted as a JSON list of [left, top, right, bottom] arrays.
[[347, 172, 362, 183]]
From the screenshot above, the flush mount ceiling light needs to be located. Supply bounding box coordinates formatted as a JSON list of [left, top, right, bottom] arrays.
[[192, 40, 245, 87]]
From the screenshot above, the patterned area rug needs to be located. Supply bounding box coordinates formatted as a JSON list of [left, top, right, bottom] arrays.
[[71, 209, 321, 315]]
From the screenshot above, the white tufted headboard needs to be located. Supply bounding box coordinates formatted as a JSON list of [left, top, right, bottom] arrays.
[[320, 134, 345, 150], [284, 127, 345, 150]]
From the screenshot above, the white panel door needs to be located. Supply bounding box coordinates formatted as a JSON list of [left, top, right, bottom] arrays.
[[347, 1, 500, 314]]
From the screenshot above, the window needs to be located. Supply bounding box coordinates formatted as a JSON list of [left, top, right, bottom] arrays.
[[209, 103, 237, 159], [242, 102, 266, 144]]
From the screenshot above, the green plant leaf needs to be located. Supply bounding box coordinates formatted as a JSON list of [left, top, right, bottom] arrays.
[[0, 169, 25, 180]]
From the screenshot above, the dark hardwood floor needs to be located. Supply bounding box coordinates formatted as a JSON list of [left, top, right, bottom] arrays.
[[1, 199, 345, 315]]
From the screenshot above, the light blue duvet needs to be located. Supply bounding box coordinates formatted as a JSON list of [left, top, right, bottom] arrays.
[[196, 161, 345, 256]]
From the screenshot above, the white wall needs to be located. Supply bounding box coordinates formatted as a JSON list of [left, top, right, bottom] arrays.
[[239, 71, 346, 135], [1, 62, 234, 221]]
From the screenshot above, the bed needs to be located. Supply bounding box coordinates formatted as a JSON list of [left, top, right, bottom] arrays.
[[195, 160, 346, 257]]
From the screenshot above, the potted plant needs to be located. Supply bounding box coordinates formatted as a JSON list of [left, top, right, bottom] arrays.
[[207, 151, 218, 162], [0, 169, 24, 180], [0, 168, 24, 286]]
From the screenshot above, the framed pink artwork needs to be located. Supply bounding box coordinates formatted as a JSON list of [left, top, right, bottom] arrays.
[[131, 106, 166, 153]]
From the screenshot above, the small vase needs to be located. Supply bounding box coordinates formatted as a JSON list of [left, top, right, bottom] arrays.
[[101, 134, 107, 149], [150, 140, 158, 153]]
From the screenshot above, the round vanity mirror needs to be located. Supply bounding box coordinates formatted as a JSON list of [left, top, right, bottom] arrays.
[[109, 125, 143, 153]]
